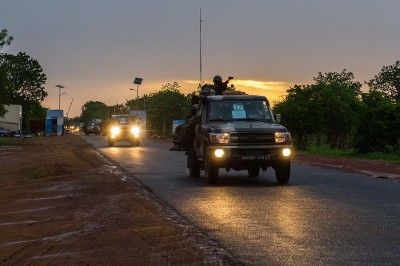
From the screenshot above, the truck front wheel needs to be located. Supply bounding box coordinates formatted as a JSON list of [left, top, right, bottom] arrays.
[[108, 139, 115, 147], [204, 153, 218, 184], [130, 139, 139, 146], [274, 160, 291, 184]]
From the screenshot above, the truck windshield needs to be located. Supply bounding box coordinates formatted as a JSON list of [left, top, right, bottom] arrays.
[[209, 100, 273, 122], [111, 116, 137, 125]]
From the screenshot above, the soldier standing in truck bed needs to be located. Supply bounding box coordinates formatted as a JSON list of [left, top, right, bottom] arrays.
[[212, 75, 233, 95]]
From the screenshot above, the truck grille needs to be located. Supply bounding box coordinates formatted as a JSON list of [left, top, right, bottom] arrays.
[[230, 132, 275, 144], [232, 149, 272, 156]]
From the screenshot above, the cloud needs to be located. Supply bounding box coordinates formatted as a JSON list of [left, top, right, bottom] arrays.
[[181, 79, 293, 92], [177, 79, 294, 106], [233, 80, 293, 92]]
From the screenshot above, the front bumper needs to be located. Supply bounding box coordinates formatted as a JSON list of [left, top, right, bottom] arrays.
[[109, 131, 140, 142], [205, 144, 293, 169]]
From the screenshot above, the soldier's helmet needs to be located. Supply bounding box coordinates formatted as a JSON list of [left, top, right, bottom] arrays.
[[213, 75, 222, 83]]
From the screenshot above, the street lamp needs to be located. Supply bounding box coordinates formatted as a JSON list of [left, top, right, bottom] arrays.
[[130, 87, 139, 111], [55, 84, 66, 110], [130, 77, 143, 111]]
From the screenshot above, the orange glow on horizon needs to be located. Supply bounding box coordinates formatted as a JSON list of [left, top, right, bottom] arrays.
[[181, 79, 294, 106], [44, 79, 294, 117]]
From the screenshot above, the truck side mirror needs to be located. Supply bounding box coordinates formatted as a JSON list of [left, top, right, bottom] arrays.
[[275, 114, 281, 124]]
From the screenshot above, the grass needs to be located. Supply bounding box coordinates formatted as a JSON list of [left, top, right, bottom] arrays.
[[0, 137, 21, 146], [355, 151, 400, 162], [303, 145, 400, 163], [27, 165, 46, 179]]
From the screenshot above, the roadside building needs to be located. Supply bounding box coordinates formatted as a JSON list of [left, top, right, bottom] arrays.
[[45, 110, 64, 136], [0, 104, 22, 132]]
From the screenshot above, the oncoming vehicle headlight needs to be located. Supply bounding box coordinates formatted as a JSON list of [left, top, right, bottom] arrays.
[[209, 133, 230, 143], [131, 126, 140, 137], [275, 132, 291, 143], [111, 126, 121, 135]]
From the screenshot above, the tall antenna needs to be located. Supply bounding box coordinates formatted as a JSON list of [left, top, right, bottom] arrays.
[[200, 7, 203, 85]]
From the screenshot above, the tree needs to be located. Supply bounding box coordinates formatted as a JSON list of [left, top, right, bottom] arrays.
[[107, 103, 129, 116], [367, 61, 400, 103], [0, 29, 13, 117], [0, 105, 6, 118], [354, 91, 400, 153], [0, 52, 47, 103], [313, 70, 362, 149], [273, 84, 324, 149], [0, 29, 13, 49], [1, 30, 48, 129], [146, 82, 189, 136], [21, 100, 47, 129], [81, 101, 109, 122], [126, 94, 149, 111], [273, 70, 362, 149]]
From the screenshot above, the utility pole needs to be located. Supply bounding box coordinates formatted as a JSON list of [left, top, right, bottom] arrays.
[[200, 7, 203, 85], [55, 85, 66, 110], [130, 77, 143, 111], [130, 87, 139, 110]]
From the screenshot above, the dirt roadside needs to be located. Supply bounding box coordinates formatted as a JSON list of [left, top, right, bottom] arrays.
[[294, 153, 400, 181], [0, 135, 240, 265], [1, 134, 399, 265]]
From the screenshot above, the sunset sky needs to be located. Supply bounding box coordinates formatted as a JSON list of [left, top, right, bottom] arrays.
[[1, 0, 399, 117]]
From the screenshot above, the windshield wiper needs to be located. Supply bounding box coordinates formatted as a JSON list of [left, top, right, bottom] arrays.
[[234, 118, 263, 121], [209, 119, 232, 122]]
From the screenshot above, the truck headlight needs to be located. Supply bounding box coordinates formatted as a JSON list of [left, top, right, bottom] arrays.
[[275, 132, 291, 143], [131, 126, 140, 137], [111, 126, 121, 135], [282, 148, 291, 157], [214, 149, 225, 158], [209, 133, 230, 143]]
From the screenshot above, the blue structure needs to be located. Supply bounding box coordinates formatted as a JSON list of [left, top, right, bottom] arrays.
[[45, 110, 64, 136]]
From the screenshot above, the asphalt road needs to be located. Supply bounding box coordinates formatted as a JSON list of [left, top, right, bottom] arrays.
[[82, 135, 400, 265]]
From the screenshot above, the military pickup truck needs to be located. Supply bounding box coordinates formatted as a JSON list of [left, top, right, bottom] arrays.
[[107, 114, 141, 147], [187, 95, 293, 184], [83, 120, 102, 135]]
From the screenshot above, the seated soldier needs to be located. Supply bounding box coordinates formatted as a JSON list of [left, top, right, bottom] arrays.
[[170, 75, 232, 151], [170, 95, 200, 151]]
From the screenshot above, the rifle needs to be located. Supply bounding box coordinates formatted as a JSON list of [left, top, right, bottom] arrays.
[[214, 76, 234, 95], [223, 76, 233, 86]]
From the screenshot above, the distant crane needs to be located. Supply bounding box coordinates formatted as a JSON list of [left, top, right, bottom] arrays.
[[66, 99, 74, 117]]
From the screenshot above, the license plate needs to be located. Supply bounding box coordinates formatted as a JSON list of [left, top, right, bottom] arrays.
[[241, 155, 270, 160]]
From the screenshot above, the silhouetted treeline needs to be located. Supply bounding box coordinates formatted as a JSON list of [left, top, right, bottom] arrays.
[[273, 63, 400, 154]]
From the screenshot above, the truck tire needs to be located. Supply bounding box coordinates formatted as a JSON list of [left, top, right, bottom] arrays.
[[204, 152, 218, 184], [248, 167, 260, 177], [128, 138, 139, 146], [274, 160, 291, 184], [187, 151, 200, 177]]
